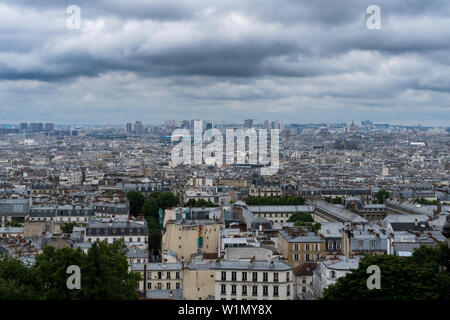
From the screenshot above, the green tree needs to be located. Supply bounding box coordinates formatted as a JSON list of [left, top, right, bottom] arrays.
[[288, 211, 314, 223], [32, 246, 85, 300], [60, 222, 80, 233], [322, 243, 450, 300], [80, 239, 141, 300], [0, 254, 40, 300], [127, 190, 145, 216]]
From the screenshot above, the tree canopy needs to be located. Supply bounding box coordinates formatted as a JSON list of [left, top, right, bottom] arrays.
[[322, 242, 450, 300], [0, 239, 141, 300], [184, 199, 218, 207], [374, 189, 390, 204], [245, 195, 305, 205]]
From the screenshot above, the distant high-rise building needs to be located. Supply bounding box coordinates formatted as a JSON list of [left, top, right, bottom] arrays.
[[126, 122, 133, 133], [205, 121, 213, 130], [181, 120, 190, 129], [263, 120, 269, 129], [45, 123, 54, 132], [19, 122, 28, 133], [134, 121, 144, 134], [30, 123, 43, 132], [244, 119, 254, 128]]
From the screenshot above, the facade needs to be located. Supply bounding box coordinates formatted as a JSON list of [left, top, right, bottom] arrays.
[[293, 262, 317, 297], [134, 262, 183, 293], [278, 228, 326, 268], [214, 260, 294, 300], [85, 219, 148, 244], [247, 205, 314, 224], [162, 220, 223, 262], [312, 256, 360, 298]]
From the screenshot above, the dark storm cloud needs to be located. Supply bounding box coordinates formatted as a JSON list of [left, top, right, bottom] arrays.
[[0, 0, 449, 125]]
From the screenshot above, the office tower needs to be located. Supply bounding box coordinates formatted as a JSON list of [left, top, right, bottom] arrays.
[[126, 122, 133, 133], [244, 119, 253, 128], [263, 120, 269, 129], [30, 123, 43, 132], [280, 121, 284, 131], [181, 120, 190, 129], [19, 123, 28, 133], [205, 121, 213, 130], [45, 123, 54, 132], [134, 121, 144, 134]]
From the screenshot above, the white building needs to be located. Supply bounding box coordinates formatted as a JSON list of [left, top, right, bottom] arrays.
[[312, 255, 360, 298], [215, 259, 294, 300]]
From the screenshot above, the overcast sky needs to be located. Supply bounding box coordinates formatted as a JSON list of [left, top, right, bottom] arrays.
[[0, 0, 449, 126]]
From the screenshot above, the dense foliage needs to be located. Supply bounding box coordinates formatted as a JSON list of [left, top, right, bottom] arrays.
[[126, 190, 145, 216], [374, 189, 390, 204], [0, 239, 141, 300], [60, 222, 84, 233], [184, 199, 218, 207], [245, 195, 305, 205], [322, 242, 450, 300], [323, 196, 344, 204]]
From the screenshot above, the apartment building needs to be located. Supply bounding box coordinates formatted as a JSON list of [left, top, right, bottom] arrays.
[[162, 219, 223, 262], [85, 218, 148, 244], [133, 262, 183, 293], [278, 228, 326, 268], [214, 259, 294, 300]]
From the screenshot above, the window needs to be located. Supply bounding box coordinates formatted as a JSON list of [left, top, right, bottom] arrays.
[[263, 286, 268, 296], [273, 286, 279, 297], [232, 272, 237, 281], [176, 282, 180, 289], [305, 254, 311, 261], [252, 286, 258, 296], [330, 271, 336, 278], [231, 285, 236, 295], [302, 277, 307, 284], [176, 271, 180, 279], [294, 254, 299, 261], [336, 241, 342, 249], [294, 244, 299, 251], [221, 285, 226, 294], [147, 282, 151, 290], [286, 272, 290, 282], [158, 272, 162, 280], [305, 244, 310, 251], [147, 272, 151, 279], [129, 238, 132, 242], [167, 283, 171, 290], [328, 241, 333, 249], [242, 285, 247, 296], [157, 283, 162, 290], [370, 240, 377, 247], [263, 272, 268, 282], [221, 271, 226, 281], [274, 273, 279, 282], [287, 285, 291, 296], [315, 244, 319, 251], [242, 272, 247, 281], [358, 240, 364, 248], [252, 272, 258, 282], [166, 272, 171, 279]]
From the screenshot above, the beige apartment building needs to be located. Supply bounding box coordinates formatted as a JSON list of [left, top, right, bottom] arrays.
[[162, 220, 223, 262]]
